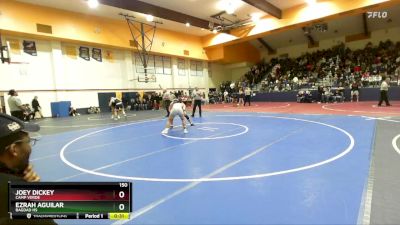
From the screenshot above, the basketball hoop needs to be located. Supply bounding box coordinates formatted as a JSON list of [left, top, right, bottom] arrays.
[[121, 13, 161, 83], [8, 61, 29, 64], [138, 74, 156, 83]]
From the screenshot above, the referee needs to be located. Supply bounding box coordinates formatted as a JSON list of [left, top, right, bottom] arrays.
[[378, 77, 391, 107], [244, 87, 252, 106], [191, 87, 202, 117]]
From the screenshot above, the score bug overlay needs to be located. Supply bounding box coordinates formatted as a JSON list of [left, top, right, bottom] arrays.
[[8, 182, 132, 220]]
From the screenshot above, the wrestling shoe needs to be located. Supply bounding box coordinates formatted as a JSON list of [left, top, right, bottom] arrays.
[[161, 128, 169, 134]]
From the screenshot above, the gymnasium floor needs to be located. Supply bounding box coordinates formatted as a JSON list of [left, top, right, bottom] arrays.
[[29, 102, 400, 225]]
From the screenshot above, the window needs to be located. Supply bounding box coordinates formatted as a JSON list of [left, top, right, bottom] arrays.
[[146, 55, 155, 74], [178, 58, 186, 76], [190, 61, 197, 76], [155, 56, 163, 74], [135, 53, 145, 73], [163, 56, 172, 75], [134, 53, 170, 75], [190, 60, 203, 76], [208, 62, 212, 78], [196, 61, 203, 76]]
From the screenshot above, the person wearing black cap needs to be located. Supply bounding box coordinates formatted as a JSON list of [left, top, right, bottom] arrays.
[[7, 90, 26, 121], [0, 113, 56, 225]]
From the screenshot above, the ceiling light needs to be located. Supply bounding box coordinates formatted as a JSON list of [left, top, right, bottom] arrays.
[[87, 0, 99, 9], [186, 22, 190, 27], [251, 13, 262, 22], [213, 29, 218, 34], [226, 6, 235, 14], [217, 0, 242, 14], [305, 0, 317, 5], [146, 14, 154, 22]]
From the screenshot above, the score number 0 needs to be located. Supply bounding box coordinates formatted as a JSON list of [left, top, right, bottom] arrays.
[[118, 183, 128, 211]]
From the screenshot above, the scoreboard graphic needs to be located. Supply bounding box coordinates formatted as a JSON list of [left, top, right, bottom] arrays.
[[8, 182, 132, 220]]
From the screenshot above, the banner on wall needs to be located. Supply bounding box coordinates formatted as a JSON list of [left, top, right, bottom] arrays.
[[79, 46, 90, 61], [6, 39, 21, 55], [23, 40, 37, 56], [104, 50, 114, 62], [65, 46, 77, 59], [92, 48, 102, 62]]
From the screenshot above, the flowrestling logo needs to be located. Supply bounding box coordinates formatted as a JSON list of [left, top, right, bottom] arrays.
[[367, 11, 388, 19]]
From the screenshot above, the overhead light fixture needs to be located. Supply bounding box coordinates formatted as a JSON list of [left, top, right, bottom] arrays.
[[217, 0, 242, 15], [305, 0, 317, 5], [146, 14, 154, 22], [87, 0, 99, 9], [226, 6, 235, 14], [251, 13, 262, 23], [186, 22, 190, 27], [213, 29, 218, 34]]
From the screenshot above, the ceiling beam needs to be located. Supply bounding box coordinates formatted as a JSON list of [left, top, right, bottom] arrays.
[[241, 0, 282, 19], [99, 0, 214, 30], [257, 38, 276, 54]]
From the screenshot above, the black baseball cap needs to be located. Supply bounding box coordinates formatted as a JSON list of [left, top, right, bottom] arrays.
[[0, 113, 40, 139]]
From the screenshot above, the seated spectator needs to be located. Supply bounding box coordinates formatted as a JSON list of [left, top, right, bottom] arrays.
[[297, 91, 305, 103], [333, 89, 344, 103], [304, 90, 313, 103], [132, 98, 140, 111], [322, 87, 333, 103], [69, 107, 79, 116], [142, 99, 148, 110], [23, 104, 35, 121], [88, 106, 100, 114]]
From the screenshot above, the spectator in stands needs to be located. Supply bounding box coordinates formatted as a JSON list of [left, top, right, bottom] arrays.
[[322, 87, 333, 103], [223, 90, 229, 103], [141, 98, 147, 110], [333, 85, 345, 103], [88, 106, 100, 114], [297, 90, 305, 103], [7, 90, 26, 121], [304, 90, 313, 103], [23, 104, 34, 121], [0, 113, 57, 225], [69, 106, 79, 117], [233, 40, 399, 95]]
